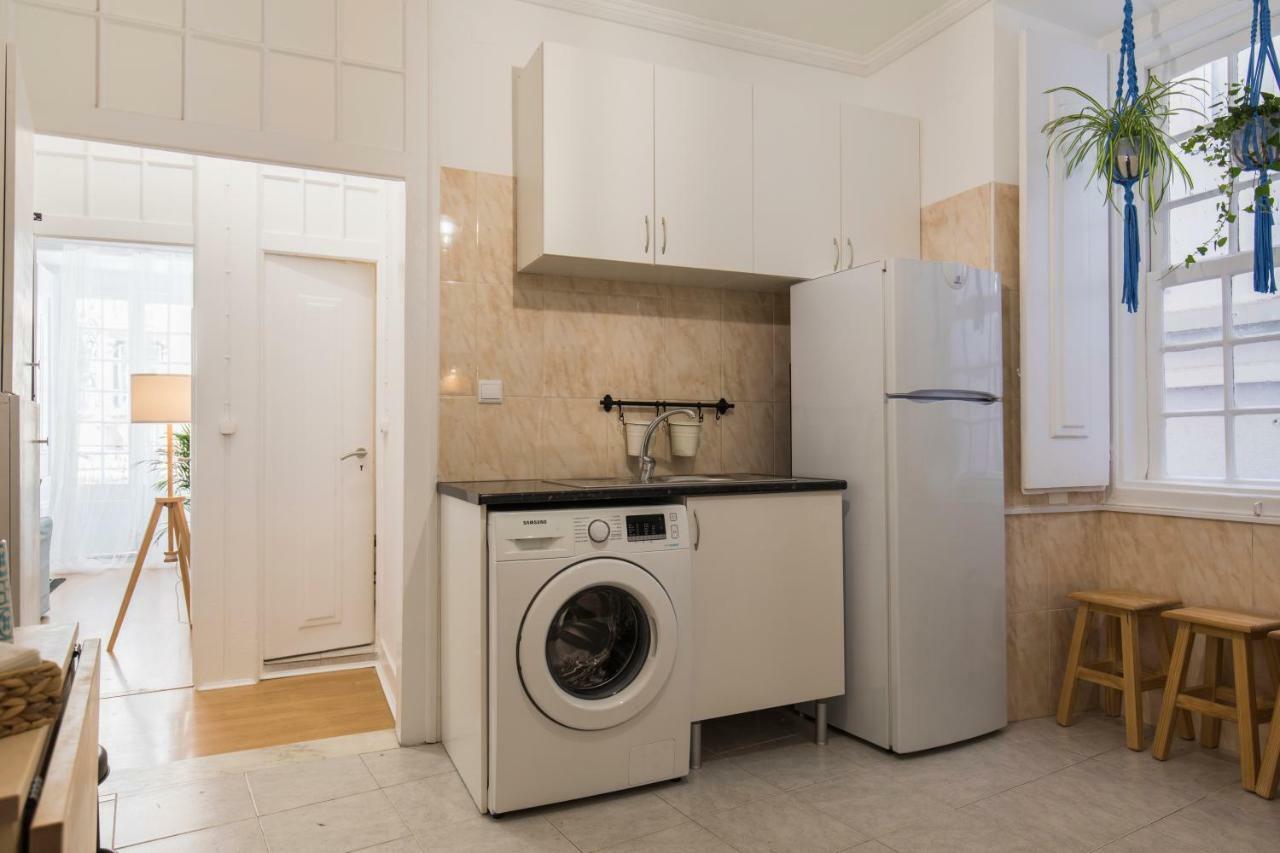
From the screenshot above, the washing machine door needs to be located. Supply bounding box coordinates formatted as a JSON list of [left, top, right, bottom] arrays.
[[518, 557, 679, 731]]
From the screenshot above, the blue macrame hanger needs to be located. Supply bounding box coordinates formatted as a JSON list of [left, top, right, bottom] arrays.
[[1244, 0, 1280, 295], [1115, 0, 1142, 313]]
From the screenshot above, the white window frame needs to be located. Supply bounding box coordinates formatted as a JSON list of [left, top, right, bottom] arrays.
[[1111, 25, 1280, 523]]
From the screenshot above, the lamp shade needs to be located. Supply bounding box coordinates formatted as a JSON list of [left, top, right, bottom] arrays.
[[130, 373, 192, 424]]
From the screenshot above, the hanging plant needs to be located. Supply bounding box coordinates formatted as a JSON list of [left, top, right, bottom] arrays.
[[1181, 0, 1280, 295], [1040, 0, 1198, 313]]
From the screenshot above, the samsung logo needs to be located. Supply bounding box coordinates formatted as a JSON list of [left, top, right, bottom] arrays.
[[522, 519, 548, 525]]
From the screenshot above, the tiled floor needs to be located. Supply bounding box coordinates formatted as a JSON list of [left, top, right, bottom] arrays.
[[101, 711, 1280, 852]]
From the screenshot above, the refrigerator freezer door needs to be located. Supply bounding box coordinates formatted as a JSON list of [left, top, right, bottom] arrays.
[[886, 396, 1006, 752], [885, 259, 1001, 397]]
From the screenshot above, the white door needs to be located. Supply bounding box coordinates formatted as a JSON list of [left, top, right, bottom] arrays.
[[654, 65, 753, 273], [262, 253, 375, 659], [841, 105, 921, 268], [0, 47, 39, 624], [541, 43, 655, 266], [753, 85, 842, 278]]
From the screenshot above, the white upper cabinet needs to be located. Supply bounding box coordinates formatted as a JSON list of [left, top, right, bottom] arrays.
[[514, 42, 921, 289], [654, 65, 753, 274], [841, 104, 921, 269], [752, 85, 842, 279], [515, 43, 655, 270]]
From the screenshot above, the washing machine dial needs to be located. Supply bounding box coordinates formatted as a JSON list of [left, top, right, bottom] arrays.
[[587, 519, 611, 543]]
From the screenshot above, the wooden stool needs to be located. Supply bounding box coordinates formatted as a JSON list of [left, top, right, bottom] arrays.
[[1153, 607, 1280, 790], [1256, 630, 1280, 799], [1057, 590, 1191, 751]]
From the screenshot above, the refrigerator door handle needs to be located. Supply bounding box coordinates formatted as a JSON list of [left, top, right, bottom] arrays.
[[886, 390, 1000, 405]]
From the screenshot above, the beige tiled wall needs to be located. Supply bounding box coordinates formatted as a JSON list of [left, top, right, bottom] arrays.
[[925, 182, 1280, 724], [437, 167, 791, 482]]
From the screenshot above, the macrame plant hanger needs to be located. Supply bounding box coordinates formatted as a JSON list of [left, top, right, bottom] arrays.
[[1115, 0, 1143, 313], [1243, 0, 1280, 295]]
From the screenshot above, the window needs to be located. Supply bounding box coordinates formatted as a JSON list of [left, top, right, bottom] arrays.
[[1145, 32, 1280, 492]]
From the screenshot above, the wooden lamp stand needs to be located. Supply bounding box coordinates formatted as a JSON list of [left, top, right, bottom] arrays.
[[109, 373, 192, 653]]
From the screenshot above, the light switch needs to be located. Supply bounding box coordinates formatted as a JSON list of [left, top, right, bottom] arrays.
[[478, 379, 503, 404]]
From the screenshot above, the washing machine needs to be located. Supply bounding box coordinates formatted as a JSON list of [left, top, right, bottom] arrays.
[[487, 504, 692, 814]]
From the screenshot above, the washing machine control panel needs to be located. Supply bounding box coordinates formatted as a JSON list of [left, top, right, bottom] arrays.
[[490, 506, 687, 561]]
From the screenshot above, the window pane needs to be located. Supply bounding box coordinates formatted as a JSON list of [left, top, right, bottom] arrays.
[[1233, 340, 1280, 407], [1170, 146, 1219, 200], [1237, 42, 1280, 96], [1171, 57, 1228, 136], [1168, 198, 1226, 263], [1236, 184, 1280, 255], [1231, 273, 1280, 336], [1163, 347, 1224, 412], [1163, 279, 1222, 345], [1235, 414, 1280, 480], [1165, 416, 1226, 479]]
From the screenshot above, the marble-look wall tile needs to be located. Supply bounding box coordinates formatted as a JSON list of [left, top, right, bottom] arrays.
[[722, 402, 775, 474], [440, 167, 476, 283], [475, 279, 544, 397], [607, 295, 664, 400], [773, 403, 791, 477], [476, 172, 514, 285], [660, 296, 722, 401], [539, 399, 612, 479], [773, 292, 791, 403], [921, 184, 992, 269], [722, 296, 775, 402], [540, 289, 612, 399], [474, 397, 542, 481], [1008, 610, 1054, 720], [439, 280, 475, 396], [1102, 512, 1254, 610], [437, 397, 477, 482], [1252, 525, 1280, 614]]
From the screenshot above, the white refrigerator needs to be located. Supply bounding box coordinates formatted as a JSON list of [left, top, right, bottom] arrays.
[[791, 258, 1006, 753]]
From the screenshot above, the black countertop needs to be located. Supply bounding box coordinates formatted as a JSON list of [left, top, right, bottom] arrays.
[[437, 474, 847, 507]]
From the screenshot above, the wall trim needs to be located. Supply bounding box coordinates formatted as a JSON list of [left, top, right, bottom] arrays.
[[1005, 504, 1104, 516], [518, 0, 988, 77]]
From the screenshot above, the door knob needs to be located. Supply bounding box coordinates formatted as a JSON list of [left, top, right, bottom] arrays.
[[340, 447, 368, 461]]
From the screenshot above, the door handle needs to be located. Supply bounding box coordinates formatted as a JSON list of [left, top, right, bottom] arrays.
[[833, 237, 839, 272], [660, 216, 668, 255], [644, 215, 650, 254], [340, 447, 368, 461], [691, 509, 700, 551], [846, 238, 855, 269]]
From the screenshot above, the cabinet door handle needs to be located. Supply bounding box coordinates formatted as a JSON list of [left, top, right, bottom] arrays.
[[644, 215, 650, 254], [661, 216, 668, 255], [691, 509, 700, 551], [833, 237, 839, 272], [846, 238, 855, 269]]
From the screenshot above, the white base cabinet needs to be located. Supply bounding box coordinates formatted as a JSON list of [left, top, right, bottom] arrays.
[[687, 492, 845, 722]]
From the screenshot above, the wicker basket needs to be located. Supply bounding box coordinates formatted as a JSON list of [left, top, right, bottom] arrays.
[[0, 660, 62, 738]]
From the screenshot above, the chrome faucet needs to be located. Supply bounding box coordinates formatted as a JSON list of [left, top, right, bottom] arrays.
[[638, 408, 699, 483]]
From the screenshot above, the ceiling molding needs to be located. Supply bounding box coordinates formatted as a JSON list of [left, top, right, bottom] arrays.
[[519, 0, 989, 77]]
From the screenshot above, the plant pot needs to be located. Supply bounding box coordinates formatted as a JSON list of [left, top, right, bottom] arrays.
[[1231, 112, 1280, 170], [668, 415, 702, 458], [1112, 137, 1146, 182], [623, 417, 651, 457]]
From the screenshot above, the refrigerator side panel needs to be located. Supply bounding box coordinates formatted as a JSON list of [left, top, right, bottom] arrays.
[[886, 397, 1006, 752], [885, 260, 1002, 397], [790, 265, 891, 748]]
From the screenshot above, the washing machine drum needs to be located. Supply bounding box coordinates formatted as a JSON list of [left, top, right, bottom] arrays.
[[518, 557, 679, 731]]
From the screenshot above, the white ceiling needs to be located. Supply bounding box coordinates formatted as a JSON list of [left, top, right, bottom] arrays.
[[636, 0, 958, 56], [1001, 0, 1184, 39]]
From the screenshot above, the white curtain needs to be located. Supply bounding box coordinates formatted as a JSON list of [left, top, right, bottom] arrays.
[[40, 240, 193, 573]]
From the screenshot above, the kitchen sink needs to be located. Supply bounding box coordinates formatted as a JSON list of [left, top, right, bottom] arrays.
[[543, 474, 784, 489]]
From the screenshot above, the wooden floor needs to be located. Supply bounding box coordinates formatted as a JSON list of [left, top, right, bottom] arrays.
[[50, 563, 193, 698], [100, 668, 394, 770]]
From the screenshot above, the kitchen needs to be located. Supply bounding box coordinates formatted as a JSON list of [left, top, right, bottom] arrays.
[[1, 1, 1279, 852]]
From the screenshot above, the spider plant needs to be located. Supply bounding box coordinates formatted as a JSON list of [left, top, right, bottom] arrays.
[[1042, 74, 1200, 219]]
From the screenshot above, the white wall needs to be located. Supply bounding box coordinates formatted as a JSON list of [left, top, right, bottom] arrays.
[[14, 0, 407, 176], [862, 2, 996, 206], [13, 0, 435, 745], [32, 139, 406, 708], [429, 0, 870, 177]]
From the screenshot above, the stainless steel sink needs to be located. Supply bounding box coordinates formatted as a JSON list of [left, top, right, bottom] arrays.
[[544, 474, 783, 489]]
